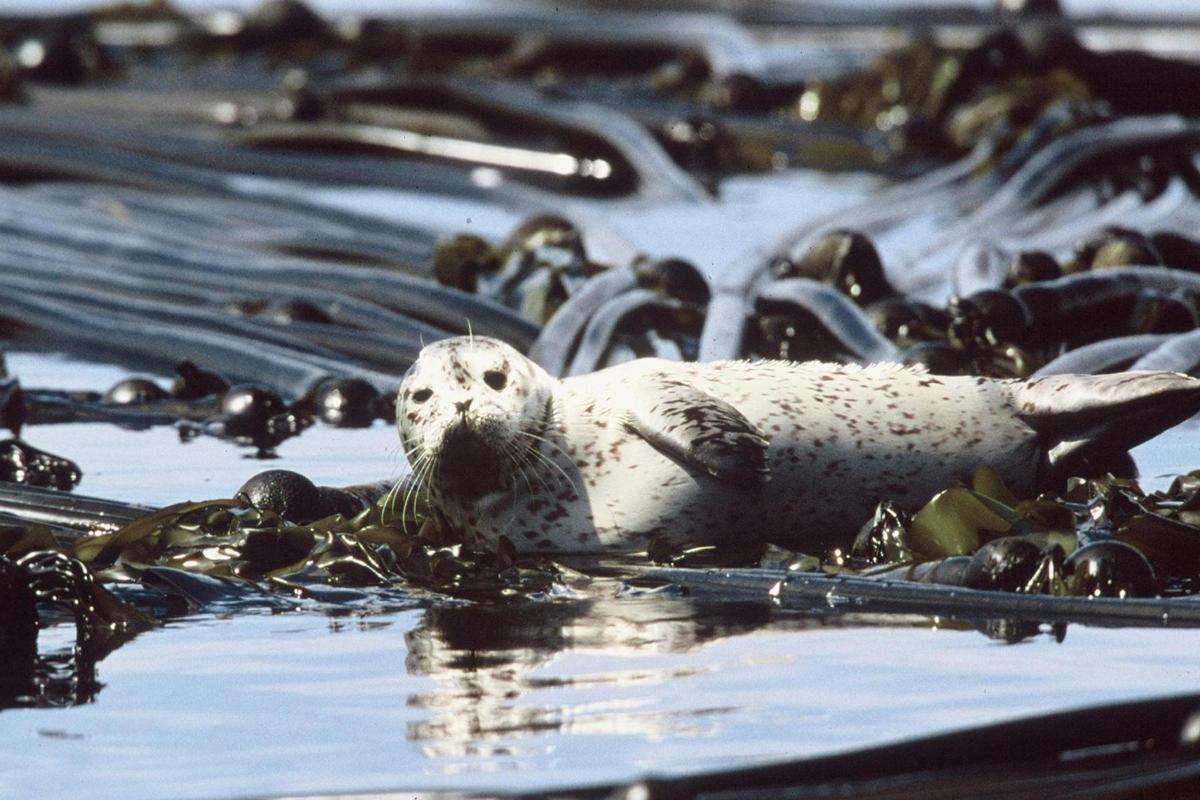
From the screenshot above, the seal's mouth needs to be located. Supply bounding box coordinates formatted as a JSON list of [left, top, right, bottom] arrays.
[[436, 421, 509, 498]]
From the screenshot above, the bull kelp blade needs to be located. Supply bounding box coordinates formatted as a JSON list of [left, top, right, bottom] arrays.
[[910, 488, 1017, 558], [642, 568, 1200, 627], [73, 499, 240, 567], [626, 692, 1200, 799], [140, 566, 298, 612], [1013, 499, 1077, 538], [0, 483, 149, 536], [971, 464, 1019, 506]]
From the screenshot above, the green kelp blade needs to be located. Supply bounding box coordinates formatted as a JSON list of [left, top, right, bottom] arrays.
[[851, 500, 914, 565], [866, 556, 972, 586], [349, 524, 415, 561], [304, 530, 397, 586], [334, 529, 397, 567], [971, 464, 1019, 507], [73, 499, 239, 568], [324, 554, 392, 587], [158, 542, 241, 576], [1013, 499, 1078, 539], [1020, 530, 1078, 555], [910, 488, 1018, 558], [1064, 474, 1148, 505]]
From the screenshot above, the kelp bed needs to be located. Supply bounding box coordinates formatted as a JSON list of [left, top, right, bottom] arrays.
[[5, 2, 1200, 798]]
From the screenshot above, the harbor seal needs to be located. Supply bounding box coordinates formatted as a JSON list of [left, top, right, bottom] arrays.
[[397, 336, 1200, 554]]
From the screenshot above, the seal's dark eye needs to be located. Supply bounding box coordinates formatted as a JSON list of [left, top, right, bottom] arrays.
[[483, 370, 507, 391], [411, 388, 433, 403]]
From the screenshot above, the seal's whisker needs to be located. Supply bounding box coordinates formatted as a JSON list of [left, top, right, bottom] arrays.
[[413, 453, 438, 521], [398, 450, 433, 526], [532, 449, 577, 495], [525, 448, 558, 501], [485, 438, 521, 537], [502, 435, 552, 501], [522, 442, 572, 494], [390, 469, 416, 526], [496, 438, 532, 538], [516, 430, 578, 493], [380, 478, 404, 524], [415, 450, 442, 528], [510, 438, 542, 496], [381, 451, 422, 524], [395, 440, 428, 508]]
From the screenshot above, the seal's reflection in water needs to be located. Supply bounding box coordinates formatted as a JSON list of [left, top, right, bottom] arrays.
[[403, 584, 777, 755], [400, 578, 1061, 756]]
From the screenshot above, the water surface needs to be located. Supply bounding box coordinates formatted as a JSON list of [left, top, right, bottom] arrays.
[[3, 592, 1199, 799]]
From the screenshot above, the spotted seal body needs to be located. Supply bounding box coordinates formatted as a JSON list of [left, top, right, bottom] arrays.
[[398, 336, 1200, 554]]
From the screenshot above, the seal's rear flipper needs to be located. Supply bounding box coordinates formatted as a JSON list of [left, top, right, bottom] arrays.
[[622, 377, 770, 488], [1014, 371, 1200, 483]]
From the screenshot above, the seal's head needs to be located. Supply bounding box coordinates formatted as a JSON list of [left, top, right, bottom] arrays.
[[397, 336, 557, 499]]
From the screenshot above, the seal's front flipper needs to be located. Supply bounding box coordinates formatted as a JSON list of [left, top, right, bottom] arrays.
[[1014, 371, 1200, 482], [622, 377, 770, 488]]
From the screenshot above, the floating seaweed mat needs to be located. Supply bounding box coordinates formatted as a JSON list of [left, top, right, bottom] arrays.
[[69, 496, 569, 603], [642, 566, 1200, 627]]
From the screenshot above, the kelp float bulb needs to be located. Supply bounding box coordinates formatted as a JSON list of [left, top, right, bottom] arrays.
[[786, 229, 894, 306], [1064, 541, 1157, 598], [961, 537, 1060, 593], [220, 384, 286, 436], [172, 360, 231, 400], [308, 377, 380, 427], [103, 378, 169, 405], [237, 469, 364, 524]]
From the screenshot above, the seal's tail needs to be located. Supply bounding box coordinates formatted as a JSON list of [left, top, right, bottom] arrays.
[[1013, 370, 1200, 481]]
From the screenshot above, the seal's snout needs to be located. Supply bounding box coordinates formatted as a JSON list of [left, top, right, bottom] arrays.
[[454, 397, 472, 414], [438, 419, 507, 497]]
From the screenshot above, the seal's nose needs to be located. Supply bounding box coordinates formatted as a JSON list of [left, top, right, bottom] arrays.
[[454, 398, 472, 414]]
